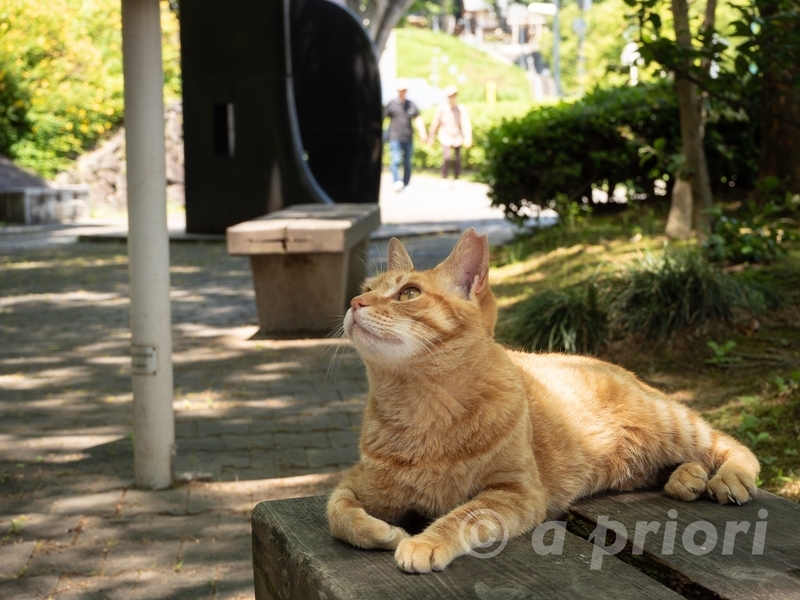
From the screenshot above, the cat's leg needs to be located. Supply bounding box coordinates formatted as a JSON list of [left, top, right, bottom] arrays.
[[660, 408, 759, 505], [706, 434, 759, 505], [327, 466, 410, 550], [395, 485, 545, 573]]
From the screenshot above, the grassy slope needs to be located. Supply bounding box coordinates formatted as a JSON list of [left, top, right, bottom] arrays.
[[489, 215, 800, 502], [395, 27, 532, 103]]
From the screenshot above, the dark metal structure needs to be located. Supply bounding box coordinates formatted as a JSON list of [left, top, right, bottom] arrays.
[[180, 0, 383, 234]]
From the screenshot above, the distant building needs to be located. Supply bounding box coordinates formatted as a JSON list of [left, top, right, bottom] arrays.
[[0, 155, 88, 224]]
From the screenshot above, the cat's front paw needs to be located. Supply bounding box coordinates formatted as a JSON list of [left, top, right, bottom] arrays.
[[707, 467, 756, 505], [395, 536, 458, 573], [665, 462, 708, 501]]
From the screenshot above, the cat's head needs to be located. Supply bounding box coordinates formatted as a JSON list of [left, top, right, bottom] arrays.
[[343, 228, 497, 367]]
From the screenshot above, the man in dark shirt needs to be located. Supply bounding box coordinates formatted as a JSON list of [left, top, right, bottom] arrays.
[[384, 80, 427, 193]]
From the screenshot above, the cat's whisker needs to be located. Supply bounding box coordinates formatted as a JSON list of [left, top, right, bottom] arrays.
[[399, 325, 457, 373], [323, 320, 354, 382], [404, 322, 458, 372]]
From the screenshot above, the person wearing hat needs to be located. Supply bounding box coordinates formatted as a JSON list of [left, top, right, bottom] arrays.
[[428, 85, 472, 187], [384, 80, 427, 193]]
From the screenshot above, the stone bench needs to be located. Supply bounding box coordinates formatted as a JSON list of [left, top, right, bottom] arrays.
[[251, 491, 800, 599], [226, 203, 380, 335]]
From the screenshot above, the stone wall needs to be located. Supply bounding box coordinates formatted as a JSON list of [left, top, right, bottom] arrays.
[[54, 102, 185, 212]]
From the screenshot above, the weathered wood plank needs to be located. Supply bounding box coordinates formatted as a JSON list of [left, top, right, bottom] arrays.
[[569, 490, 800, 600], [252, 495, 682, 600], [226, 204, 380, 255]]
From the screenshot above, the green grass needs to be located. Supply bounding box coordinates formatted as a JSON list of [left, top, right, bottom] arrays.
[[396, 27, 533, 103], [503, 286, 609, 354], [610, 250, 767, 343]]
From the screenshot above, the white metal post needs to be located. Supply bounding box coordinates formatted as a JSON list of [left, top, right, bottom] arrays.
[[121, 0, 175, 489]]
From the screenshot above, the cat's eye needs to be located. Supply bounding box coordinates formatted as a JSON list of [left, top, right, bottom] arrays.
[[398, 286, 421, 301]]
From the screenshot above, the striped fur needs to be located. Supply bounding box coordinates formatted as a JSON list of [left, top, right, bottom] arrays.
[[327, 229, 760, 573]]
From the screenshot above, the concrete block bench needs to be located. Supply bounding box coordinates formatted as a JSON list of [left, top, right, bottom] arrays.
[[226, 203, 380, 335], [251, 491, 800, 599]]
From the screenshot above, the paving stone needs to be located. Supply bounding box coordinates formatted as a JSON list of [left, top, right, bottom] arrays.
[[220, 465, 281, 482], [271, 411, 353, 432], [104, 540, 181, 575], [176, 451, 250, 482], [186, 487, 253, 515], [120, 487, 189, 517], [250, 448, 308, 469], [274, 431, 332, 449], [25, 540, 106, 577], [51, 490, 124, 517], [213, 566, 255, 600], [76, 516, 152, 545], [51, 573, 137, 600], [214, 512, 251, 540], [174, 420, 198, 438], [0, 539, 36, 578], [244, 431, 275, 448], [0, 512, 79, 544], [132, 568, 216, 600], [0, 574, 59, 598], [146, 514, 218, 541], [196, 419, 249, 437], [179, 537, 251, 573], [327, 429, 360, 448], [306, 446, 359, 468]]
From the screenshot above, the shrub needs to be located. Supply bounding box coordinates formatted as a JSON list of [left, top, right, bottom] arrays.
[[482, 82, 759, 224], [0, 0, 180, 177], [610, 250, 768, 342], [703, 193, 800, 265], [503, 286, 609, 354]]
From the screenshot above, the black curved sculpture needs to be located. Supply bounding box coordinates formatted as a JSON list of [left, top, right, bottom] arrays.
[[291, 0, 383, 206], [180, 0, 382, 234]]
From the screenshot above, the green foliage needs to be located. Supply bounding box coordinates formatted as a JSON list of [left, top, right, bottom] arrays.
[[537, 0, 634, 97], [482, 82, 759, 224], [706, 340, 741, 364], [610, 250, 767, 341], [704, 191, 800, 264], [0, 0, 181, 177], [503, 286, 609, 354], [396, 27, 532, 103]]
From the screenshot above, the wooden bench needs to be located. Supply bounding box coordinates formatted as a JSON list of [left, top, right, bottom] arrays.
[[251, 491, 800, 599], [226, 203, 380, 334]]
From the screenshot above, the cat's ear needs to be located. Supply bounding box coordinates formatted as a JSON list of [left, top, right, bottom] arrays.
[[441, 228, 489, 298], [387, 237, 414, 271]]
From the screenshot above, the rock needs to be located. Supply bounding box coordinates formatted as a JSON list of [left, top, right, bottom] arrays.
[[55, 101, 185, 213]]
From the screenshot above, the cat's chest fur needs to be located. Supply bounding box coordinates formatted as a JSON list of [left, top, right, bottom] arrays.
[[356, 375, 534, 520]]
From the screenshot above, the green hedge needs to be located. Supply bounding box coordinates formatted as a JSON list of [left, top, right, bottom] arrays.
[[481, 82, 759, 223]]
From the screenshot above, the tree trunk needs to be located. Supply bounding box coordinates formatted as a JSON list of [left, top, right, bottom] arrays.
[[665, 177, 693, 239], [699, 0, 717, 77], [756, 0, 800, 194], [668, 0, 714, 240]]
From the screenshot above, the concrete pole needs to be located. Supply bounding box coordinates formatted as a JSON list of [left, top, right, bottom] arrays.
[[121, 0, 175, 490]]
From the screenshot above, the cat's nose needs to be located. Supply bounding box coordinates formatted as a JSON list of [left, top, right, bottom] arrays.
[[351, 297, 368, 311]]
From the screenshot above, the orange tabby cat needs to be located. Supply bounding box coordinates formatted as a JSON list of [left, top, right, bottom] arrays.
[[327, 228, 759, 573]]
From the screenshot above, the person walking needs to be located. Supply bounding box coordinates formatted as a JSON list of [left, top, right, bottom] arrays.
[[384, 80, 427, 193], [429, 85, 472, 188]]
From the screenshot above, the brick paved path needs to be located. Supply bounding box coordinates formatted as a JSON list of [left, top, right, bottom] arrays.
[[0, 174, 517, 599]]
